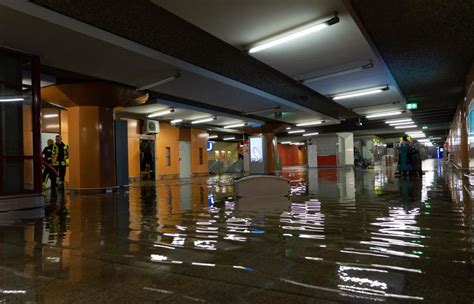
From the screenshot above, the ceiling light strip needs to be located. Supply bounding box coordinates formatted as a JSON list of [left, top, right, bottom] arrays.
[[191, 117, 216, 124], [148, 108, 175, 118], [366, 111, 402, 119], [333, 86, 389, 100], [248, 14, 339, 54], [296, 121, 323, 127], [288, 129, 305, 134]]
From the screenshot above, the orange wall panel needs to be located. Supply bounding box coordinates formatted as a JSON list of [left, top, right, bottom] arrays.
[[278, 144, 308, 166], [190, 128, 208, 175], [156, 123, 180, 176], [126, 119, 141, 178], [60, 110, 70, 183]]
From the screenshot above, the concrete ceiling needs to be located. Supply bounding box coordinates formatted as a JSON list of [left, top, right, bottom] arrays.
[[154, 0, 406, 115], [348, 0, 474, 133], [0, 1, 340, 128], [1, 0, 466, 141]]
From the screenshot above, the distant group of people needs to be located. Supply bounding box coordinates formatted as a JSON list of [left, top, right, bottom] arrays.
[[42, 135, 69, 189], [397, 135, 423, 177]]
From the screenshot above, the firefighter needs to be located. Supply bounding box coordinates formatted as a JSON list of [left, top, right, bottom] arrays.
[[52, 135, 69, 189], [42, 139, 57, 188]]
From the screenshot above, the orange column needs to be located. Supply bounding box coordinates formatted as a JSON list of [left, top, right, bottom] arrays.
[[67, 106, 116, 189]]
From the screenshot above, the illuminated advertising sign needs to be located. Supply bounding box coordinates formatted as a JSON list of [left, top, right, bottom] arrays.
[[250, 137, 263, 163]]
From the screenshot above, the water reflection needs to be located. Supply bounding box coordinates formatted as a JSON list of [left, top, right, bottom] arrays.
[[0, 160, 473, 302]]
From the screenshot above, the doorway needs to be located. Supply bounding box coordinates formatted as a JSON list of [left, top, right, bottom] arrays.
[[140, 139, 155, 180], [179, 141, 191, 178]]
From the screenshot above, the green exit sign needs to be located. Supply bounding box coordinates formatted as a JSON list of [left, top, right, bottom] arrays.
[[406, 103, 418, 110]]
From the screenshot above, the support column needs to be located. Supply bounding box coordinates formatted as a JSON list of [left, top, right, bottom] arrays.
[[68, 106, 115, 189]]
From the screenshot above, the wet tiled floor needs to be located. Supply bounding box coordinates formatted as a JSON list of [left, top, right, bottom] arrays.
[[0, 160, 473, 303]]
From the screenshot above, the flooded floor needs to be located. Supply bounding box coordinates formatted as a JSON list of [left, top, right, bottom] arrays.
[[0, 159, 473, 303]]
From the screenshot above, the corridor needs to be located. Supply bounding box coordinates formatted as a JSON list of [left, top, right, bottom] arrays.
[[0, 160, 472, 303]]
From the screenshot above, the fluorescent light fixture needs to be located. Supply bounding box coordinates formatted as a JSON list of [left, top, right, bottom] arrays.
[[191, 117, 216, 124], [248, 14, 339, 54], [303, 132, 319, 136], [224, 123, 246, 129], [288, 129, 305, 134], [281, 141, 292, 144], [333, 86, 389, 100], [0, 97, 24, 102], [137, 73, 181, 90], [170, 119, 182, 124], [366, 111, 402, 119], [43, 114, 59, 118], [385, 118, 413, 124], [388, 121, 414, 126], [286, 127, 292, 130], [394, 125, 417, 129], [296, 121, 323, 127], [148, 108, 175, 118], [430, 137, 442, 140], [301, 62, 373, 83], [291, 142, 305, 146], [417, 139, 430, 142], [45, 124, 60, 129], [223, 136, 235, 141], [208, 135, 218, 139]]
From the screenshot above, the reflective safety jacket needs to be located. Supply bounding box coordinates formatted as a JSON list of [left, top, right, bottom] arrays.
[[42, 144, 54, 164], [52, 142, 69, 167]]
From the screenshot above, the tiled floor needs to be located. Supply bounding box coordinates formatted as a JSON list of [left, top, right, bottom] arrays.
[[0, 160, 473, 303]]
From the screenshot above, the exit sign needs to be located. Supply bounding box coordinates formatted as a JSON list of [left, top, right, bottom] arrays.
[[406, 103, 418, 110]]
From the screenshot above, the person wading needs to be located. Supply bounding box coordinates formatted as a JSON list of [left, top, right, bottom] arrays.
[[52, 135, 69, 189], [42, 139, 58, 189]]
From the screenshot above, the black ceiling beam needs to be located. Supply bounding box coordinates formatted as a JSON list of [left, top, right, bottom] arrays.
[[31, 0, 358, 120]]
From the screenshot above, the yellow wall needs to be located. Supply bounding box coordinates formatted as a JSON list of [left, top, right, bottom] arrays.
[[60, 110, 70, 183], [190, 128, 208, 175], [156, 123, 180, 177]]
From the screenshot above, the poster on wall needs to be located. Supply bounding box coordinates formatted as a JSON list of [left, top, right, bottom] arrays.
[[250, 137, 263, 163]]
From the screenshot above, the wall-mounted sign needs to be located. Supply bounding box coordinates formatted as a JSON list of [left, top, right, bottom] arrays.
[[207, 141, 214, 152], [406, 103, 418, 110]]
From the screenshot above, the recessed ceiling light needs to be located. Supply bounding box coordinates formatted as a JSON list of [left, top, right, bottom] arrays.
[[303, 132, 319, 136]]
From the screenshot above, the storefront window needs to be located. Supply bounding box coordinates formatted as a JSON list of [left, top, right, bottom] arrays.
[[0, 47, 41, 194]]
